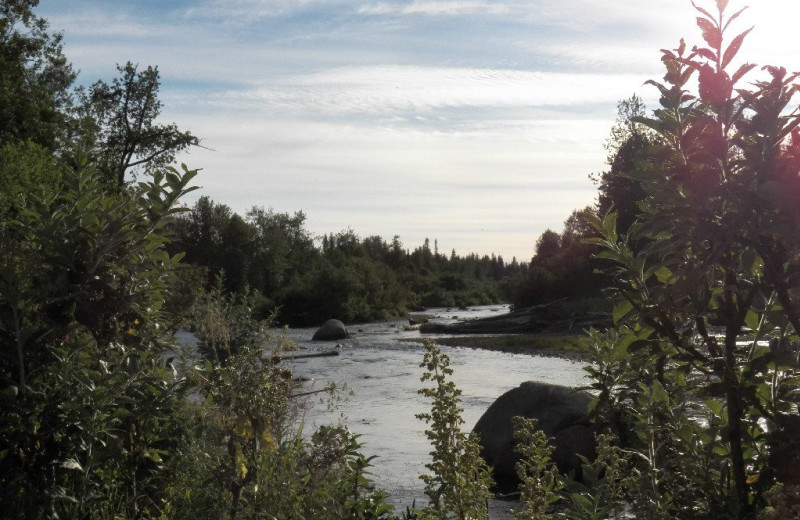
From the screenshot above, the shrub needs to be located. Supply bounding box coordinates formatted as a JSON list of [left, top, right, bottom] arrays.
[[173, 284, 396, 520], [415, 339, 493, 519], [585, 1, 800, 517]]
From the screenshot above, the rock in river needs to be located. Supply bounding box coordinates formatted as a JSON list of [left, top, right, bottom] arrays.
[[312, 319, 350, 341], [473, 381, 597, 493]]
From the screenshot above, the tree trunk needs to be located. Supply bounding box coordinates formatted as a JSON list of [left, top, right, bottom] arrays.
[[724, 328, 749, 518]]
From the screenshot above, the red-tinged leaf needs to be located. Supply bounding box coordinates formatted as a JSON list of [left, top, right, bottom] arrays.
[[644, 79, 667, 92], [722, 27, 753, 69], [698, 64, 732, 104], [644, 79, 662, 88], [722, 7, 748, 33], [776, 117, 800, 144], [692, 46, 718, 62], [664, 57, 681, 74], [645, 79, 671, 99], [679, 67, 696, 87], [697, 17, 722, 50], [731, 63, 756, 85], [717, 0, 729, 14], [678, 38, 686, 56], [764, 65, 788, 82], [692, 2, 715, 21], [675, 55, 700, 68]]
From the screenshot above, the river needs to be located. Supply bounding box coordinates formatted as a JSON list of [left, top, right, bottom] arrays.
[[278, 305, 590, 517]]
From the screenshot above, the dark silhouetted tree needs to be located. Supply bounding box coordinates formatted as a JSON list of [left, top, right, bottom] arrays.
[[596, 95, 655, 232], [534, 229, 561, 259], [76, 62, 198, 185]]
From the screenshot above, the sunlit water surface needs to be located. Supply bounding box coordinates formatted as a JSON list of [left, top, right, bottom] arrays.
[[276, 305, 589, 518]]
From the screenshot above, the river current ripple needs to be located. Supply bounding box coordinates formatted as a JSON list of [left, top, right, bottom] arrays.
[[280, 305, 589, 517]]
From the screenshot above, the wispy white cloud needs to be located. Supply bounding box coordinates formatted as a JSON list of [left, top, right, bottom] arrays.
[[230, 66, 647, 117], [358, 1, 509, 17], [183, 0, 347, 20], [45, 11, 155, 39]]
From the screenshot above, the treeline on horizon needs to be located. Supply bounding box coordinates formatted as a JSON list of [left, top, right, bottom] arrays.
[[166, 189, 625, 326], [169, 197, 533, 326], [165, 110, 646, 326]]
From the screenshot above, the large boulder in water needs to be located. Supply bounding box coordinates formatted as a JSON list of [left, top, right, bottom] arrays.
[[473, 381, 596, 493], [312, 319, 350, 341]]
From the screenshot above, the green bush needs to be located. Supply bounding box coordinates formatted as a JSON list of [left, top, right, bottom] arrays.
[[0, 152, 197, 518], [415, 340, 493, 519], [583, 2, 800, 517]]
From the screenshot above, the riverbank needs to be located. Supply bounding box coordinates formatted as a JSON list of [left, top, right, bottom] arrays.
[[403, 333, 593, 362]]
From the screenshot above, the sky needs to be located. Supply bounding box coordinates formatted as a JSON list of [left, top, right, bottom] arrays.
[[37, 0, 800, 262]]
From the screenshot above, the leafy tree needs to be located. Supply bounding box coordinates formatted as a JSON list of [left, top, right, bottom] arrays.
[[75, 62, 198, 185], [174, 196, 233, 278], [362, 234, 391, 263], [561, 207, 597, 248], [220, 214, 255, 294], [0, 0, 76, 149], [507, 208, 607, 309], [534, 229, 561, 259], [589, 1, 800, 516], [1, 152, 197, 386], [246, 206, 315, 296], [595, 95, 654, 233]]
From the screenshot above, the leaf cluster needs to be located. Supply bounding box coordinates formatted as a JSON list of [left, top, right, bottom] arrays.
[[511, 417, 561, 520]]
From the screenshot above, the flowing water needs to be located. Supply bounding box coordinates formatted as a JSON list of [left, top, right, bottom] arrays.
[[278, 305, 590, 517]]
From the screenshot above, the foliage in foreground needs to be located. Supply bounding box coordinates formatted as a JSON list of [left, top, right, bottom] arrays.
[[0, 153, 197, 517], [581, 1, 800, 518], [415, 340, 493, 520], [168, 287, 395, 520], [0, 152, 398, 518], [511, 417, 561, 520]]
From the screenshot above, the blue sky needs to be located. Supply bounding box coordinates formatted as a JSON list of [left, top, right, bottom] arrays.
[[38, 0, 800, 261]]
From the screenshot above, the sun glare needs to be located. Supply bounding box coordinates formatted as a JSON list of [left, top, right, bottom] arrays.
[[730, 2, 800, 72]]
